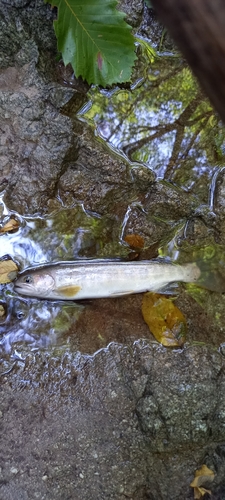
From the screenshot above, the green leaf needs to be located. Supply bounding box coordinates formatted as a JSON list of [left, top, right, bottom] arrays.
[[45, 0, 136, 86]]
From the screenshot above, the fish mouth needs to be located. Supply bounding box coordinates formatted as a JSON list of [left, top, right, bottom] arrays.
[[14, 282, 23, 288], [14, 283, 30, 293], [14, 284, 22, 290]]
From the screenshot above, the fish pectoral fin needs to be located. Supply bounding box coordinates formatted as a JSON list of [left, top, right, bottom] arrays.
[[56, 285, 81, 298], [110, 290, 134, 297], [156, 283, 179, 295]]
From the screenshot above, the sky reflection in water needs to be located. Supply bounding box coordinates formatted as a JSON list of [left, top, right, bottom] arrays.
[[78, 52, 225, 201]]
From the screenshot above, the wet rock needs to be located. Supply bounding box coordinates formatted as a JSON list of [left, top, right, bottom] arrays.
[[131, 164, 155, 191], [121, 205, 165, 248], [0, 71, 73, 214], [0, 0, 56, 69], [0, 60, 76, 213], [57, 124, 134, 214], [144, 181, 198, 220], [0, 342, 225, 499], [0, 0, 87, 214], [117, 0, 144, 28]]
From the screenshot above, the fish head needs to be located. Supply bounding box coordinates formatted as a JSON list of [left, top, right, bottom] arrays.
[[14, 271, 55, 297]]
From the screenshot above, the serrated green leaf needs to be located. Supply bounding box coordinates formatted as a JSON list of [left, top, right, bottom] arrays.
[[45, 0, 136, 85]]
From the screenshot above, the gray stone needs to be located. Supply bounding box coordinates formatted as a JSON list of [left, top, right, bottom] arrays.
[[0, 343, 225, 499]]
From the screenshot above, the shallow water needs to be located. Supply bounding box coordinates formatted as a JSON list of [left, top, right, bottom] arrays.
[[1, 39, 225, 364], [0, 202, 131, 360]]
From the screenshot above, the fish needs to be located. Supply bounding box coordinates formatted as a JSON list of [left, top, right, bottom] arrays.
[[13, 257, 225, 300]]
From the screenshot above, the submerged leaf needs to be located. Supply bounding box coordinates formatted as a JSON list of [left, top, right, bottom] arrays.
[[46, 0, 136, 85], [142, 293, 186, 347], [0, 218, 19, 233], [0, 259, 18, 284], [0, 304, 6, 319], [125, 234, 144, 249]]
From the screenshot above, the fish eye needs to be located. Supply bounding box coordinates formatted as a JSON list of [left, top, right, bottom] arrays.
[[23, 275, 33, 284], [17, 311, 26, 320]]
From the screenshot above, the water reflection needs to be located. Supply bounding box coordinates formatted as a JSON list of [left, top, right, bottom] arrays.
[[0, 203, 127, 359], [0, 289, 83, 357], [2, 43, 225, 361], [0, 204, 126, 269], [78, 51, 225, 202]]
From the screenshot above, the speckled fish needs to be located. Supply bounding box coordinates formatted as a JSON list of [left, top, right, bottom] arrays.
[[13, 258, 224, 300]]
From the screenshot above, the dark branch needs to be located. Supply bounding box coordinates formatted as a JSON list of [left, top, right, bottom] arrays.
[[150, 0, 225, 123]]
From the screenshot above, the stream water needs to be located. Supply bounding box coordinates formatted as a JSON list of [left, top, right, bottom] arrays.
[[1, 39, 225, 368]]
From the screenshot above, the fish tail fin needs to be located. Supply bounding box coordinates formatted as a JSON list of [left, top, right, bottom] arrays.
[[193, 258, 225, 293]]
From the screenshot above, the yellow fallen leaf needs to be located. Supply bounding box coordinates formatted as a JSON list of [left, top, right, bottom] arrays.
[[190, 465, 215, 488], [0, 259, 18, 284], [142, 292, 186, 347], [190, 465, 215, 499], [0, 218, 19, 233], [193, 487, 212, 499]]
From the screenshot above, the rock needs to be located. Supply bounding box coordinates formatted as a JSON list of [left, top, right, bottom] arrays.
[[0, 343, 225, 499]]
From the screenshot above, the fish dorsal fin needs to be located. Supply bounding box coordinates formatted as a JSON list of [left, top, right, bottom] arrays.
[[56, 285, 81, 298]]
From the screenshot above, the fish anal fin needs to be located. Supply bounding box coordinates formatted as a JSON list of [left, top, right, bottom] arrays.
[[57, 285, 81, 298], [110, 290, 134, 297]]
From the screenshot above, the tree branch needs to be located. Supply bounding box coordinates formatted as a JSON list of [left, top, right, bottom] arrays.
[[150, 0, 225, 123]]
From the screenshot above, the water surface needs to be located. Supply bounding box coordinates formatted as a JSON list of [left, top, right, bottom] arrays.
[[1, 40, 225, 366]]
